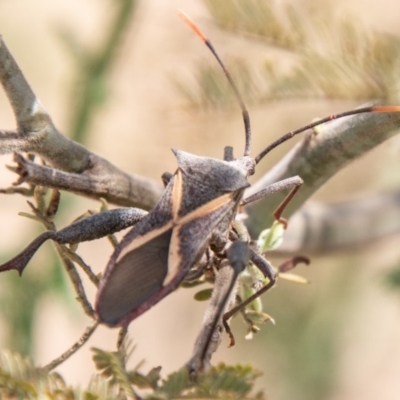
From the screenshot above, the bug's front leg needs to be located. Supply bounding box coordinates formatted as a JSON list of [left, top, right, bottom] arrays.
[[222, 248, 276, 347], [242, 176, 303, 228], [0, 207, 147, 275], [186, 240, 249, 379], [222, 251, 310, 346]]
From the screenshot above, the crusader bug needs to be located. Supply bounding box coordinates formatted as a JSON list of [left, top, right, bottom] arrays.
[[1, 12, 400, 344]]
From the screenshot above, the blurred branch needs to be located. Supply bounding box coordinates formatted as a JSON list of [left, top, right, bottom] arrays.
[[276, 190, 400, 254], [60, 0, 137, 143]]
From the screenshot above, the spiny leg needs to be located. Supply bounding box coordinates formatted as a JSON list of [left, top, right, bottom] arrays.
[[0, 208, 147, 275]]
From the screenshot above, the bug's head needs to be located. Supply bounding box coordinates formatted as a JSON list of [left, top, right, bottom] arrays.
[[233, 155, 256, 177]]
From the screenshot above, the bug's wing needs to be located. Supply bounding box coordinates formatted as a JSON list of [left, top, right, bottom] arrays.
[[95, 178, 175, 327], [165, 191, 240, 286], [96, 224, 173, 327], [95, 185, 239, 327]]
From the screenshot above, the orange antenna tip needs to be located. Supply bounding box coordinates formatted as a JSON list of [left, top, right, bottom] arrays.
[[372, 105, 400, 113], [177, 10, 208, 42], [176, 9, 252, 156]]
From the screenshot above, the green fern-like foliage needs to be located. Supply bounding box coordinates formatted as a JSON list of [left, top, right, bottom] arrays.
[[205, 0, 307, 49], [0, 349, 266, 399], [0, 351, 70, 399], [92, 346, 265, 399], [265, 19, 400, 102], [176, 0, 400, 108]]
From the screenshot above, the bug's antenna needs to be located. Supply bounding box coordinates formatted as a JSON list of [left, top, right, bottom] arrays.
[[254, 105, 400, 164], [178, 10, 252, 157]]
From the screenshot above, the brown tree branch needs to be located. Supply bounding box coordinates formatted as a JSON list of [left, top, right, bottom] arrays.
[[0, 36, 162, 209]]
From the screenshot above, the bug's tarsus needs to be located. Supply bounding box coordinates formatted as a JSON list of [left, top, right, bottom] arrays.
[[223, 273, 277, 346], [223, 255, 310, 346], [278, 256, 310, 273], [222, 278, 274, 348], [178, 10, 252, 157], [0, 231, 55, 275]]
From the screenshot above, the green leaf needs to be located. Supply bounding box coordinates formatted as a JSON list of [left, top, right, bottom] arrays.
[[384, 266, 400, 290], [240, 284, 263, 313], [244, 310, 275, 327], [91, 347, 136, 398], [154, 368, 190, 398], [196, 363, 265, 399], [194, 288, 213, 301], [129, 366, 161, 390], [86, 374, 123, 400], [257, 221, 285, 252]]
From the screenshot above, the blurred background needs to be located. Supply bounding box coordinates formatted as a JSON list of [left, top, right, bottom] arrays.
[[1, 0, 400, 399]]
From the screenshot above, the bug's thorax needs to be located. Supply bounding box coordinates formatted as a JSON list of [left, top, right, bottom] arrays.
[[172, 149, 251, 216], [172, 149, 253, 255]]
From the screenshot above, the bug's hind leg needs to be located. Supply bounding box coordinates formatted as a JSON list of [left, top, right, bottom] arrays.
[[0, 208, 147, 275]]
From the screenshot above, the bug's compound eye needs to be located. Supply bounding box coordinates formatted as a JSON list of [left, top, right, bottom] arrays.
[[248, 163, 256, 176], [236, 156, 256, 176]]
